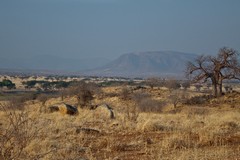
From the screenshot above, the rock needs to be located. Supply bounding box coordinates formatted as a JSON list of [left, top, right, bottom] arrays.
[[48, 106, 59, 113], [75, 127, 101, 135], [55, 103, 78, 115], [95, 103, 115, 119]]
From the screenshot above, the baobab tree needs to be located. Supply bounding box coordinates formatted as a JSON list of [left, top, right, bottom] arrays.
[[186, 47, 240, 97]]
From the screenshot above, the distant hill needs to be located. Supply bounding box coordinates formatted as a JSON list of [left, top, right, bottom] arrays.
[[0, 51, 198, 78], [83, 51, 198, 78]]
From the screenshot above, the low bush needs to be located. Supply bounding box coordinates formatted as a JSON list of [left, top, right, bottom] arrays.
[[0, 104, 43, 159], [132, 92, 166, 113], [183, 95, 213, 105], [120, 87, 132, 101]]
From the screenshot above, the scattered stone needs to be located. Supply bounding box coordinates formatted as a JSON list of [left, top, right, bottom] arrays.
[[48, 106, 59, 113], [75, 127, 101, 135], [49, 103, 78, 115], [146, 138, 153, 144], [95, 103, 115, 119]]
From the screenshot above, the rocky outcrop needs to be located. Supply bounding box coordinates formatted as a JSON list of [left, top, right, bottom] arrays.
[[48, 103, 78, 115], [94, 103, 115, 119]]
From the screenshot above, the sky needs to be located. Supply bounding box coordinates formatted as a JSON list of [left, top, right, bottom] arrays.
[[0, 0, 240, 61]]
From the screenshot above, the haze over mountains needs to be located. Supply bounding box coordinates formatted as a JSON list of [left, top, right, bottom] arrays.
[[84, 51, 197, 77], [0, 51, 198, 77]]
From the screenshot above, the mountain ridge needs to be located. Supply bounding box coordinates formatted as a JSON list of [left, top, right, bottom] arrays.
[[84, 51, 198, 78], [0, 51, 199, 78]]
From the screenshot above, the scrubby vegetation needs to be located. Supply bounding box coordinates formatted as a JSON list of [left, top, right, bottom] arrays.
[[0, 77, 239, 160], [0, 79, 16, 89], [22, 80, 72, 91]]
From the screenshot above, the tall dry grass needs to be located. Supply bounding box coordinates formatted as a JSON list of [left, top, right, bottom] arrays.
[[0, 86, 239, 159]]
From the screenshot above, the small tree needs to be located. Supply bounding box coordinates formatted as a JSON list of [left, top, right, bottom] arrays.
[[59, 88, 66, 101], [168, 90, 188, 108], [37, 94, 48, 113], [1, 79, 15, 89], [132, 92, 166, 113], [67, 81, 99, 108], [165, 79, 181, 91], [186, 47, 240, 97], [0, 104, 48, 159], [146, 77, 161, 89], [120, 87, 132, 101]]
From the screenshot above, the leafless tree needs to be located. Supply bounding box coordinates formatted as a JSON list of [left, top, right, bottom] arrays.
[[132, 92, 166, 113], [186, 47, 240, 97], [168, 90, 188, 108], [0, 104, 50, 159], [67, 81, 100, 108], [37, 94, 48, 113], [164, 79, 181, 91], [146, 77, 161, 89], [120, 87, 132, 101]]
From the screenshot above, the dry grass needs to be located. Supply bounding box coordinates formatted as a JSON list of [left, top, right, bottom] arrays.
[[0, 86, 240, 159]]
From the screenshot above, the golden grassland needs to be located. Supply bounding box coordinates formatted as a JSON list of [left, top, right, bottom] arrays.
[[0, 86, 240, 160]]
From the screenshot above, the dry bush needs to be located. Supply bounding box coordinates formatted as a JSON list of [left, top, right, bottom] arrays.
[[65, 81, 101, 108], [20, 93, 38, 102], [58, 88, 66, 101], [168, 90, 189, 108], [132, 92, 166, 113], [145, 77, 162, 89], [7, 93, 38, 110], [124, 104, 139, 123], [138, 98, 165, 113], [0, 104, 46, 159], [183, 95, 213, 105], [120, 87, 132, 101], [37, 94, 49, 113], [164, 79, 181, 91]]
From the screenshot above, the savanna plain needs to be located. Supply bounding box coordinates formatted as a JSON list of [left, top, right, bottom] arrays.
[[0, 76, 239, 160]]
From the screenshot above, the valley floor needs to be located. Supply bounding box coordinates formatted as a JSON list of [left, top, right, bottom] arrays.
[[0, 87, 240, 160]]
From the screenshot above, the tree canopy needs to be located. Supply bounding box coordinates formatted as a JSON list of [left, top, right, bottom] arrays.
[[0, 79, 16, 89], [186, 47, 240, 97]]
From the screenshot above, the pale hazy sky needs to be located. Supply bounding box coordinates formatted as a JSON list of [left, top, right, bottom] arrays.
[[0, 0, 240, 60]]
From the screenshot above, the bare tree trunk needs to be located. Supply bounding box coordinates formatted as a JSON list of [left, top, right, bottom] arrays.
[[211, 77, 218, 97], [212, 83, 217, 97], [217, 80, 223, 97]]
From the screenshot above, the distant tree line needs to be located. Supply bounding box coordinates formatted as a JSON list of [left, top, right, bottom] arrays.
[[23, 80, 73, 91], [145, 78, 187, 90]]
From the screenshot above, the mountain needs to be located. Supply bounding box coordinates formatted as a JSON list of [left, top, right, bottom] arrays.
[[0, 51, 198, 77], [0, 55, 110, 72], [84, 51, 198, 78]]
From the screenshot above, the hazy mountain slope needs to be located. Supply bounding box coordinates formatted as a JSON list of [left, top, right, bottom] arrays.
[[84, 51, 198, 77], [0, 51, 198, 77]]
